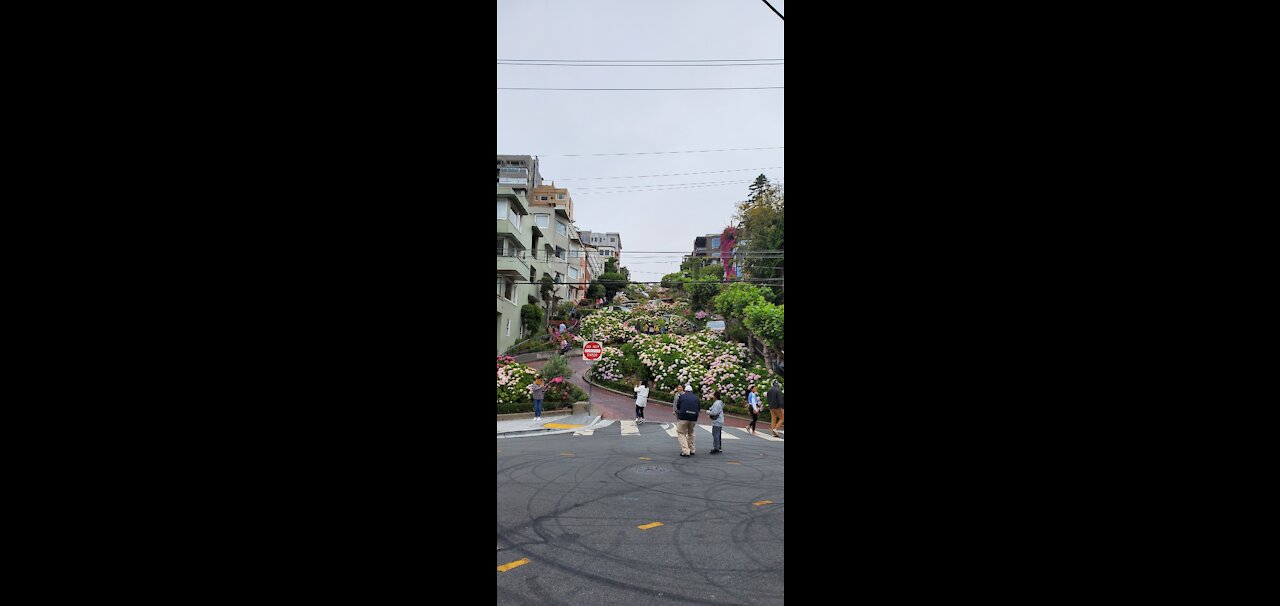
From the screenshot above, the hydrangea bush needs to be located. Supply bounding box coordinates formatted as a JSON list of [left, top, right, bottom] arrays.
[[590, 346, 626, 383], [497, 360, 540, 405]]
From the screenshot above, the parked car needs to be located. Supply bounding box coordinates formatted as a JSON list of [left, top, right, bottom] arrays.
[[705, 320, 726, 333]]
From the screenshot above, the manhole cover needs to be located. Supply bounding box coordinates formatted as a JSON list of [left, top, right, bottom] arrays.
[[630, 465, 670, 473]]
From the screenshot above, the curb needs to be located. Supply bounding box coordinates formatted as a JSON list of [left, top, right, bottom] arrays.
[[496, 411, 572, 421], [497, 415, 603, 439]]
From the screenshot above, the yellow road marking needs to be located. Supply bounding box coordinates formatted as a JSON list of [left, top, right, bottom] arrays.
[[637, 522, 664, 530], [560, 452, 575, 456], [639, 457, 651, 460], [497, 558, 530, 572], [753, 500, 774, 506], [544, 423, 584, 429], [727, 461, 740, 464]]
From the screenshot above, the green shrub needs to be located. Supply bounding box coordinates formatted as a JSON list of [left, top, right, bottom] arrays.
[[540, 354, 574, 382], [619, 343, 644, 379], [497, 400, 572, 415], [520, 304, 544, 336], [505, 338, 556, 355]]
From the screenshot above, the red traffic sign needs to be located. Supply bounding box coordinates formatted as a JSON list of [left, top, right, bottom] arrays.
[[582, 341, 603, 361]]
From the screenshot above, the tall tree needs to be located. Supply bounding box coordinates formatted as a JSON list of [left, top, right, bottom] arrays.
[[734, 179, 784, 304]]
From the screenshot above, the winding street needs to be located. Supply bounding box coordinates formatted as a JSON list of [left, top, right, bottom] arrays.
[[530, 352, 763, 430]]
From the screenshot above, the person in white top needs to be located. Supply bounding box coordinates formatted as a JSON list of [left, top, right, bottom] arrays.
[[633, 381, 649, 422]]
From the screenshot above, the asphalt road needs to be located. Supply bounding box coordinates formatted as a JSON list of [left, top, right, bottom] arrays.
[[497, 420, 784, 605]]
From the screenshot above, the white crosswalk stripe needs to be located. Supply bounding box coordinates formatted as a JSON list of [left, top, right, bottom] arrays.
[[619, 420, 640, 436], [697, 424, 740, 439], [730, 427, 783, 441], [663, 423, 678, 438]]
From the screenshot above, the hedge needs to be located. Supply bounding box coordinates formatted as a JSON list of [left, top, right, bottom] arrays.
[[496, 382, 589, 414], [592, 377, 758, 417]]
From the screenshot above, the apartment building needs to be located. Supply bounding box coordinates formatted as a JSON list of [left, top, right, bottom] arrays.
[[580, 230, 622, 264]]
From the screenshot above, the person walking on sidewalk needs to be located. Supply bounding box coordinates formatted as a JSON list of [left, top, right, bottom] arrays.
[[747, 385, 762, 435], [707, 393, 725, 454], [767, 380, 785, 437], [674, 384, 701, 457], [633, 381, 649, 423], [528, 378, 546, 421]]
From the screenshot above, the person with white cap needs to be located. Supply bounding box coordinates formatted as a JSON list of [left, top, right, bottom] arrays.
[[674, 384, 701, 457]]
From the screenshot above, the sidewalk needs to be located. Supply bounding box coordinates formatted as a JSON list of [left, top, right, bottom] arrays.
[[497, 413, 605, 438]]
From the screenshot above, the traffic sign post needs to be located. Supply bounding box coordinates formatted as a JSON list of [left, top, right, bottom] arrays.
[[583, 341, 602, 405]]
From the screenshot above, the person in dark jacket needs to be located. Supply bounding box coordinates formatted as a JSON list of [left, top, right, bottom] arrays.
[[767, 380, 784, 437], [674, 384, 701, 456]]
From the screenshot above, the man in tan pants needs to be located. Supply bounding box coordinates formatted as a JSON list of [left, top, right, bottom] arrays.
[[767, 380, 784, 437], [674, 384, 701, 456]]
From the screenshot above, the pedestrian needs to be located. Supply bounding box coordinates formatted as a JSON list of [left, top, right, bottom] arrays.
[[767, 380, 785, 437], [633, 381, 649, 422], [747, 385, 762, 435], [675, 384, 700, 456], [559, 321, 567, 334], [707, 393, 725, 454], [527, 378, 546, 421], [559, 338, 570, 355]]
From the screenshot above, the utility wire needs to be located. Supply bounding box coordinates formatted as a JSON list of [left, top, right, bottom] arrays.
[[541, 146, 782, 158], [498, 58, 783, 62], [498, 61, 783, 67], [762, 0, 785, 20], [573, 179, 752, 190], [555, 166, 783, 181], [574, 183, 751, 194], [498, 86, 783, 91]]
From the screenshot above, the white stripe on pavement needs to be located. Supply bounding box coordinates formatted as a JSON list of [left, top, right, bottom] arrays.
[[731, 427, 783, 441], [573, 429, 594, 436], [664, 423, 678, 438], [697, 424, 739, 438], [620, 420, 639, 436]]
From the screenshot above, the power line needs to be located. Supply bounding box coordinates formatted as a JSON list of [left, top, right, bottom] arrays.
[[573, 183, 750, 194], [761, 0, 785, 21], [498, 61, 783, 67], [555, 166, 783, 181], [573, 179, 752, 190], [498, 86, 783, 91], [498, 58, 784, 62], [543, 146, 782, 158]]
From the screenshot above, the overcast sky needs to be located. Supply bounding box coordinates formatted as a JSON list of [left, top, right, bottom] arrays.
[[497, 0, 784, 281]]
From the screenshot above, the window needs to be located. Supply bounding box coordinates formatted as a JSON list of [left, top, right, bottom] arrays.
[[535, 214, 549, 229], [496, 200, 507, 219], [556, 221, 567, 236], [540, 196, 549, 201], [569, 267, 579, 280], [496, 238, 504, 256], [711, 237, 720, 248], [508, 207, 520, 230], [555, 246, 564, 259], [557, 194, 565, 200], [506, 318, 511, 336]]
